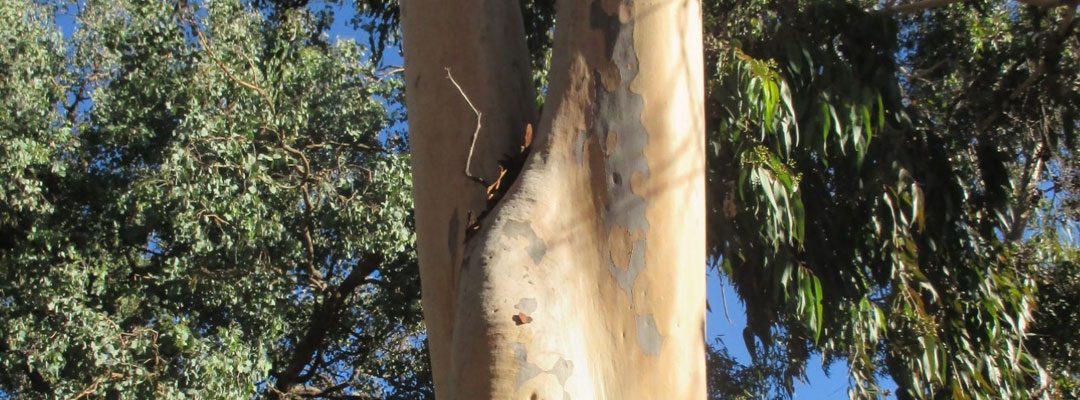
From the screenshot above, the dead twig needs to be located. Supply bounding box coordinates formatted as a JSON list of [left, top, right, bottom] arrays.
[[445, 68, 485, 185]]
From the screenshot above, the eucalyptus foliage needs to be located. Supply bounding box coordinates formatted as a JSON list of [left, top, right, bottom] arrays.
[[704, 1, 1078, 399], [0, 0, 426, 398], [1024, 222, 1080, 399]]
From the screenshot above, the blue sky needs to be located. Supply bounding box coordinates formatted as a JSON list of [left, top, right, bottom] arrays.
[[709, 270, 870, 399]]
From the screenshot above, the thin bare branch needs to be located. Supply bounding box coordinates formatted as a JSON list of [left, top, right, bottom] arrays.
[[882, 0, 961, 15], [884, 0, 1077, 15], [445, 68, 486, 185], [376, 66, 405, 82], [1016, 0, 1077, 7]]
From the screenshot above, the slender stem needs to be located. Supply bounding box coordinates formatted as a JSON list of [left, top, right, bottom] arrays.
[[445, 68, 486, 185]]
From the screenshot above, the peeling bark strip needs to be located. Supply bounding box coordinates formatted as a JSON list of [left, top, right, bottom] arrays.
[[401, 0, 706, 398]]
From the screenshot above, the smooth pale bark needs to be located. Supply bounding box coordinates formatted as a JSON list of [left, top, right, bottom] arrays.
[[399, 1, 537, 395], [401, 0, 706, 398]]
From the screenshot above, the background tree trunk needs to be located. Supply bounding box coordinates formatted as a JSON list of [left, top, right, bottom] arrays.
[[401, 0, 706, 398]]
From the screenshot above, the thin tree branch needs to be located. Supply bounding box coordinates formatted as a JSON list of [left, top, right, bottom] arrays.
[[1006, 120, 1049, 243], [445, 68, 486, 185], [375, 66, 405, 82], [183, 11, 276, 115], [882, 0, 961, 15], [1016, 0, 1077, 7], [65, 80, 89, 126], [300, 184, 324, 291], [882, 0, 1074, 14]]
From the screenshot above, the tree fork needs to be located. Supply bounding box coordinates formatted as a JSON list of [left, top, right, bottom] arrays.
[[401, 0, 706, 398]]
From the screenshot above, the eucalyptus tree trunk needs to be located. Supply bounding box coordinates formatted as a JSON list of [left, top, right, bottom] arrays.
[[400, 0, 706, 398]]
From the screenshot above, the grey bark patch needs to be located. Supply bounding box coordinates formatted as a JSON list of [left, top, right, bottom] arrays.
[[635, 314, 663, 356], [516, 297, 538, 314], [608, 237, 646, 294], [504, 220, 547, 264], [513, 343, 545, 388], [584, 0, 651, 297], [549, 358, 574, 385], [513, 343, 575, 391]]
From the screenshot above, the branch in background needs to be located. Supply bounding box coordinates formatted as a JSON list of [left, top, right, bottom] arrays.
[[64, 80, 88, 126], [882, 0, 961, 15], [1016, 0, 1079, 7], [975, 5, 1078, 133], [883, 0, 1076, 14], [374, 66, 405, 82], [269, 255, 383, 398], [1006, 138, 1047, 243], [180, 7, 276, 115], [0, 338, 53, 395]]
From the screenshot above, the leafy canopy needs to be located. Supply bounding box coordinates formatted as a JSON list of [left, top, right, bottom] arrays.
[[0, 0, 426, 398], [703, 0, 1079, 398]]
